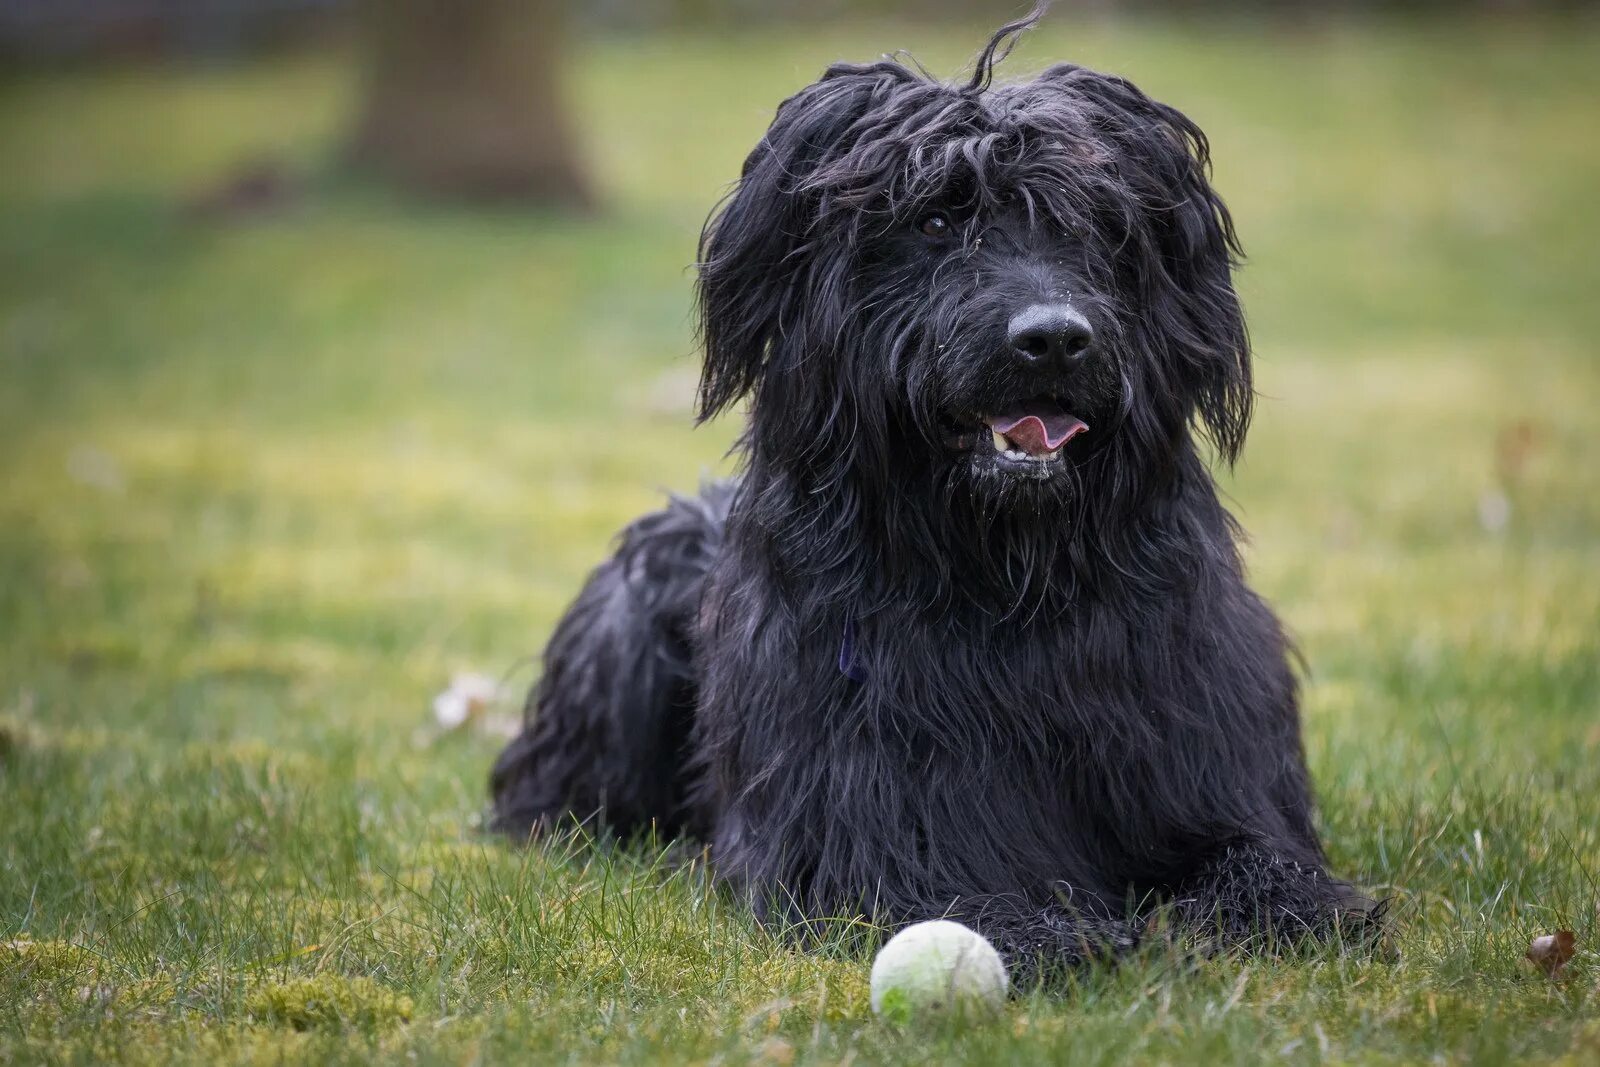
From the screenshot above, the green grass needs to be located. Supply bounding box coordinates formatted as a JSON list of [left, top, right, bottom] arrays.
[[3, 14, 1600, 1064]]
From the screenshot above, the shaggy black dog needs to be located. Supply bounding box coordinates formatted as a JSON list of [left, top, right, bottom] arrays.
[[491, 9, 1376, 977]]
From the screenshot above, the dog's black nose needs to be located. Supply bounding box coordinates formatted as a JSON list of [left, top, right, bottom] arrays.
[[1008, 304, 1093, 371]]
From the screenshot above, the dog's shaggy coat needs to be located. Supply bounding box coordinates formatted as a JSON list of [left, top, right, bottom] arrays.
[[491, 9, 1375, 975]]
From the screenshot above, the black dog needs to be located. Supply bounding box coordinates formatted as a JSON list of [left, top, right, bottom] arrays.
[[491, 9, 1375, 976]]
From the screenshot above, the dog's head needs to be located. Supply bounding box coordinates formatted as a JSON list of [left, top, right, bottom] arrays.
[[696, 8, 1249, 517]]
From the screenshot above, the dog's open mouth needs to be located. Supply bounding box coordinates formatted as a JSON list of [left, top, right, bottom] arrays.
[[947, 399, 1090, 473], [988, 403, 1089, 462]]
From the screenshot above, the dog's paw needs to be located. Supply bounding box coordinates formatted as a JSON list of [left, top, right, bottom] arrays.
[[990, 911, 1142, 989]]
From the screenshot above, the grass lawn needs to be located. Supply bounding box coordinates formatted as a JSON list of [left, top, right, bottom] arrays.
[[3, 13, 1599, 1064]]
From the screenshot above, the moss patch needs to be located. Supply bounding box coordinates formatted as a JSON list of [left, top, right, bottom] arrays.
[[245, 975, 413, 1033]]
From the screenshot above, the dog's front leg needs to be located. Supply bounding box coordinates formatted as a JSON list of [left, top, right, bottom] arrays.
[[951, 890, 1141, 985], [1164, 840, 1383, 951]]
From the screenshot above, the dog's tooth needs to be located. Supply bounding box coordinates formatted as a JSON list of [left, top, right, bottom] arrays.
[[991, 430, 1009, 453]]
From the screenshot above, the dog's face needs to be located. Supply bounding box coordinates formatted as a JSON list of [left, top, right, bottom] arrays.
[[855, 190, 1127, 486], [697, 24, 1250, 518]]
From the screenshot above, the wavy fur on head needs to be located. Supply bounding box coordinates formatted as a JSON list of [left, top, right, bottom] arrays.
[[491, 6, 1379, 980]]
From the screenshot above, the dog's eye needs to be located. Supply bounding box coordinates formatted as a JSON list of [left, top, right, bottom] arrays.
[[917, 214, 954, 239]]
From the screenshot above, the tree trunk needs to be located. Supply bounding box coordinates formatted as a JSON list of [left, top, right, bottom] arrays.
[[348, 0, 593, 207]]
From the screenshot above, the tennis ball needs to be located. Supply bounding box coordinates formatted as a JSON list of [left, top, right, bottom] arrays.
[[869, 920, 1008, 1022]]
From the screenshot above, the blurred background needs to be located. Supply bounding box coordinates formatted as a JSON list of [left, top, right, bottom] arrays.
[[1, 0, 1597, 814], [3, 6, 1599, 1059]]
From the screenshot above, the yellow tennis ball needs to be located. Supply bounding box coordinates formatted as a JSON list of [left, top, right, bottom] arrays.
[[869, 920, 1008, 1022]]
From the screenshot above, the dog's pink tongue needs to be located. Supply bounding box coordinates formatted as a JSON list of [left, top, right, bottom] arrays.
[[988, 408, 1089, 455]]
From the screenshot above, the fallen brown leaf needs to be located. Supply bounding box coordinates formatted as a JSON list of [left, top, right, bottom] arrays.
[[1525, 930, 1576, 977], [756, 1037, 795, 1065]]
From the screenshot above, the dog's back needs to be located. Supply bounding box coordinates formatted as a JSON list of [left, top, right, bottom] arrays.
[[489, 481, 735, 840]]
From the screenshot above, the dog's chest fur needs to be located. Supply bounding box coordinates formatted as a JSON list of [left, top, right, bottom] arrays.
[[696, 521, 1304, 910]]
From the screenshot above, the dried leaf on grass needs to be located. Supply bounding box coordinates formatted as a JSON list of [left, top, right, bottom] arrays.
[[1525, 930, 1576, 977], [414, 671, 521, 747], [432, 671, 502, 729]]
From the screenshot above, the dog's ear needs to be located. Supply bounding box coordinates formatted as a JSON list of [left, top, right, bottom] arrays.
[[1047, 65, 1253, 462], [694, 65, 895, 423]]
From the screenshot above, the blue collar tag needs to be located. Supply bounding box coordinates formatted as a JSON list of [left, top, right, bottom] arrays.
[[838, 617, 868, 684]]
